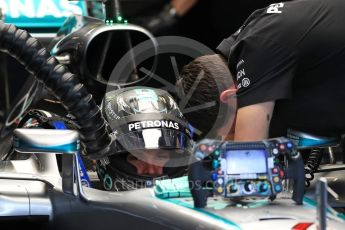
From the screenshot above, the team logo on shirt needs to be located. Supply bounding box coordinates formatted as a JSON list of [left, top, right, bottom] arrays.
[[236, 59, 245, 69], [267, 3, 284, 14], [242, 78, 251, 88], [237, 69, 246, 81], [236, 59, 251, 89]]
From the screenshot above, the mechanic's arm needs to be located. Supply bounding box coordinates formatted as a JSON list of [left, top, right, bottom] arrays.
[[234, 101, 275, 141]]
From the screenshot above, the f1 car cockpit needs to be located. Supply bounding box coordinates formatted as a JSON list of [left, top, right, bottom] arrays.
[[1, 1, 345, 230]]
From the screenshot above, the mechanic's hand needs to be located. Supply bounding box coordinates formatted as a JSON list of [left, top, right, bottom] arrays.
[[136, 0, 198, 35], [171, 0, 198, 16]]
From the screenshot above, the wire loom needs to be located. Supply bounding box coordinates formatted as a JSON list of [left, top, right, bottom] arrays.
[[0, 22, 112, 159], [304, 149, 323, 187]]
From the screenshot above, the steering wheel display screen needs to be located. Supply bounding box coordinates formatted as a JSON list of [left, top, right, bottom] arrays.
[[226, 149, 267, 174]]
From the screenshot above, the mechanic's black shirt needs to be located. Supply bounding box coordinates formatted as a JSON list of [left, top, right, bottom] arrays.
[[217, 0, 345, 137]]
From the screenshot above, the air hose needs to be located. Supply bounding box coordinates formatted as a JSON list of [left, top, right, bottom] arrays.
[[0, 22, 112, 159]]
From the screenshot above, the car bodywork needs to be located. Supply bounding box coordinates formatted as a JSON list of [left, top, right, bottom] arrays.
[[1, 140, 345, 229]]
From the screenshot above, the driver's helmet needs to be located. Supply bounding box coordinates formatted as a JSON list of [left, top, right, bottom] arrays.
[[97, 87, 194, 191]]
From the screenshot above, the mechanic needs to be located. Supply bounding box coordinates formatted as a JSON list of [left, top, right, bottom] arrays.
[[97, 87, 194, 191], [176, 54, 237, 140], [176, 0, 345, 142]]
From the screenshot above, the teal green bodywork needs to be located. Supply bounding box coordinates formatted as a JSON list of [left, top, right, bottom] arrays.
[[1, 0, 87, 30]]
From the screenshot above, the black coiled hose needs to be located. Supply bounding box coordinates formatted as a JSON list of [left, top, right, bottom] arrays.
[[0, 22, 112, 159], [304, 148, 323, 187]]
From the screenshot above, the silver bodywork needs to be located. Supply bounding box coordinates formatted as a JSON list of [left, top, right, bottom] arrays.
[[14, 129, 79, 148], [0, 178, 52, 218], [1, 172, 345, 229], [1, 129, 345, 229]]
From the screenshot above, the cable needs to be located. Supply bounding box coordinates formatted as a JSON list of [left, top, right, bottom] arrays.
[[304, 148, 323, 187], [0, 22, 112, 159]]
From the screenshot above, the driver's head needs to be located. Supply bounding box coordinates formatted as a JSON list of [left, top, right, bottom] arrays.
[[176, 54, 236, 140], [127, 149, 171, 176], [97, 87, 194, 191]]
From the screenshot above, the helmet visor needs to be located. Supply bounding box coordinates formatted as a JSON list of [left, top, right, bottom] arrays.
[[115, 128, 193, 167]]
